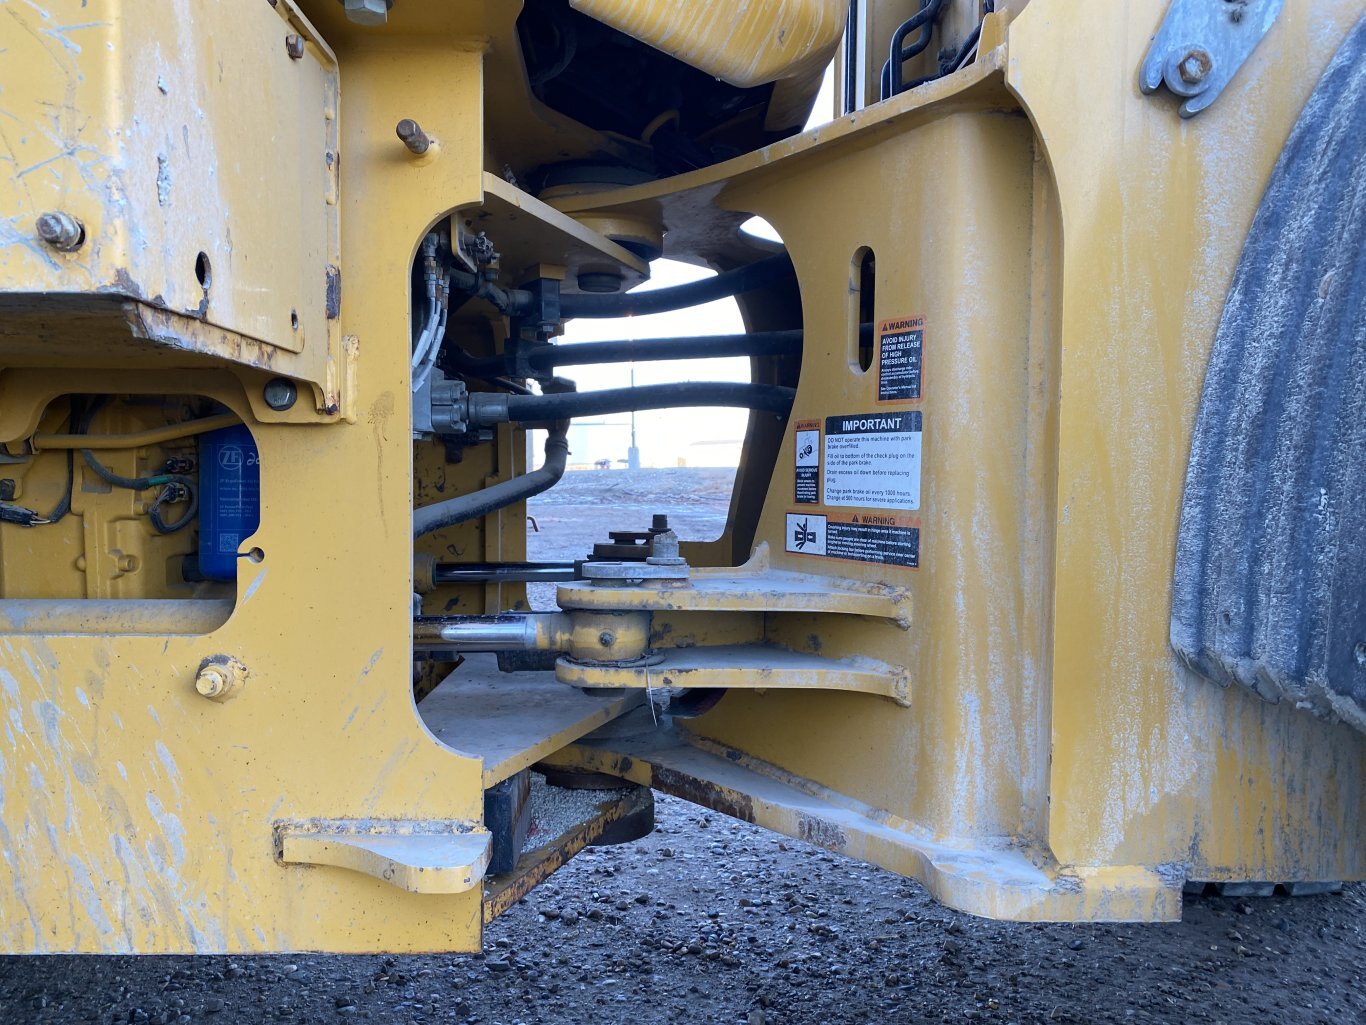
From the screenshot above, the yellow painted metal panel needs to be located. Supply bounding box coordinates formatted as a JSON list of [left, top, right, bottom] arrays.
[[537, 0, 1366, 917], [0, 1, 339, 379], [0, 19, 498, 951]]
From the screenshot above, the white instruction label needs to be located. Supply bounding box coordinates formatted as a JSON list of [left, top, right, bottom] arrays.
[[822, 411, 921, 510]]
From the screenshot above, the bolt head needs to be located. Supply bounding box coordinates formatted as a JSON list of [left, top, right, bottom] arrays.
[[1178, 49, 1213, 84], [194, 656, 248, 701], [285, 34, 306, 59], [195, 667, 229, 698], [35, 211, 85, 251], [598, 631, 616, 648], [263, 377, 298, 411], [395, 118, 431, 155]]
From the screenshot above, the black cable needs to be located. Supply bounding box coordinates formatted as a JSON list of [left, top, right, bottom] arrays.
[[44, 449, 75, 523], [80, 449, 168, 491], [559, 254, 795, 319], [147, 477, 198, 534], [499, 382, 795, 421], [413, 428, 570, 538], [944, 18, 983, 74], [882, 0, 948, 99], [38, 396, 80, 525], [4, 398, 80, 527], [76, 399, 202, 534]]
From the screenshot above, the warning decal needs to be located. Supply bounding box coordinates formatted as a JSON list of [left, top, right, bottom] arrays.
[[785, 511, 920, 569], [793, 419, 820, 504], [877, 315, 924, 402], [822, 411, 921, 511]]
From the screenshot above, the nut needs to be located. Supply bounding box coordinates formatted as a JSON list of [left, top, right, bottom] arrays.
[[194, 656, 248, 702], [1178, 48, 1213, 85], [195, 666, 230, 699], [285, 34, 306, 59], [342, 0, 392, 27], [646, 529, 686, 567]]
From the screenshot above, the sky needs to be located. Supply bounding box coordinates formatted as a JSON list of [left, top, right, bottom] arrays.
[[533, 68, 835, 470]]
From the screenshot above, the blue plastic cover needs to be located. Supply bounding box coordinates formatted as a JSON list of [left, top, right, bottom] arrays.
[[197, 424, 261, 581]]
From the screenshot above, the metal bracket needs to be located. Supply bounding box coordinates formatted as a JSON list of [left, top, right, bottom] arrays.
[[277, 819, 490, 894], [1139, 0, 1284, 118], [555, 645, 912, 706]]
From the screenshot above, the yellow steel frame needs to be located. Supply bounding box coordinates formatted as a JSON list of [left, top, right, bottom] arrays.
[[0, 0, 1361, 952], [547, 0, 1365, 916]]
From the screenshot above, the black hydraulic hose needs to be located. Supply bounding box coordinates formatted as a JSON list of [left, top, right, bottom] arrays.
[[883, 0, 946, 98], [945, 18, 983, 74], [447, 267, 534, 318], [412, 427, 570, 538], [447, 329, 805, 378], [497, 382, 794, 422], [559, 254, 794, 319], [534, 330, 804, 368]]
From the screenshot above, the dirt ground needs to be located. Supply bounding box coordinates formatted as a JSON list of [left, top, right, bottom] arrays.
[[2, 468, 1362, 1025]]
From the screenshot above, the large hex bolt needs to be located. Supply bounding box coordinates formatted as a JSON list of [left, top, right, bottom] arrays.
[[395, 118, 432, 155], [35, 211, 85, 252], [342, 0, 393, 27]]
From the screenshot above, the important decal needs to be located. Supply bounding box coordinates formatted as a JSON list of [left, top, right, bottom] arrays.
[[877, 315, 924, 402], [784, 511, 920, 569], [822, 411, 922, 511], [793, 419, 820, 504]]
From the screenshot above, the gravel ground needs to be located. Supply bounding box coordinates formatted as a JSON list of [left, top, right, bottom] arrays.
[[2, 469, 1362, 1025]]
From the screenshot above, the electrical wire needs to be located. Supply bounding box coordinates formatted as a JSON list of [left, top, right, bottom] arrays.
[[76, 398, 202, 534], [4, 397, 203, 533], [147, 478, 199, 534], [1, 398, 78, 527]]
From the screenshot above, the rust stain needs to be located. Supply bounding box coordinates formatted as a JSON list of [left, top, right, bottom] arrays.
[[796, 812, 848, 852], [651, 765, 756, 823]]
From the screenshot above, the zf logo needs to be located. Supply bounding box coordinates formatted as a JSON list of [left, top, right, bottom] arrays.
[[792, 518, 818, 551]]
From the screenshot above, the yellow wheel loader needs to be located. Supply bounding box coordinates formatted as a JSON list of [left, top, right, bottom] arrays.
[[0, 0, 1361, 952]]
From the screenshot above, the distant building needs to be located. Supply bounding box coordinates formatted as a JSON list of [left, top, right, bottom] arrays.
[[681, 438, 743, 468]]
